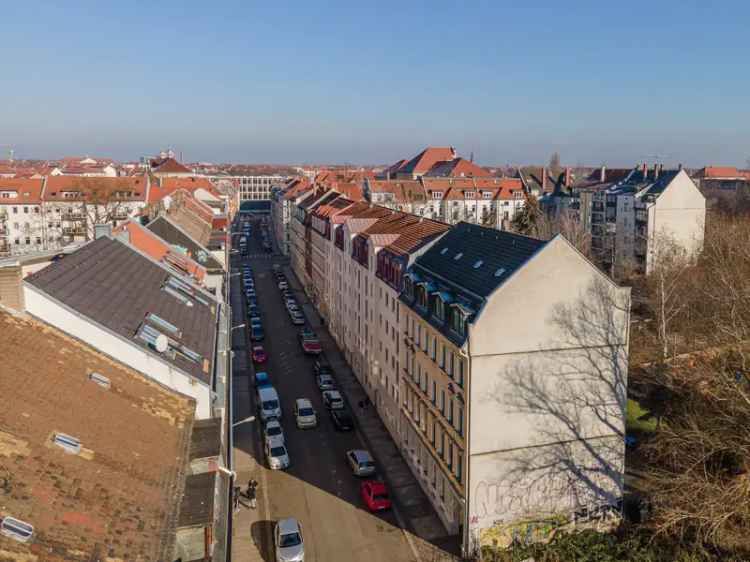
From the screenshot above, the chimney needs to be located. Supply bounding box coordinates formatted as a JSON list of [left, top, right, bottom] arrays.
[[641, 162, 647, 178], [600, 165, 606, 183], [564, 167, 572, 188], [94, 224, 112, 240], [678, 163, 683, 171], [653, 163, 659, 181], [541, 167, 547, 191]]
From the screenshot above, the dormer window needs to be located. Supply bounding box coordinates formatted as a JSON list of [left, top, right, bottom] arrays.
[[464, 191, 476, 199], [404, 277, 414, 299], [482, 191, 493, 199], [449, 305, 468, 336], [433, 294, 445, 321], [416, 285, 428, 309], [432, 191, 443, 200]]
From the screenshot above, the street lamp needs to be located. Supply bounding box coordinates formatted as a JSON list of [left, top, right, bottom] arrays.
[[232, 323, 246, 331], [232, 415, 256, 428]]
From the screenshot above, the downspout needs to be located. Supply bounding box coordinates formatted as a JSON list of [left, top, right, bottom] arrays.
[[462, 330, 472, 557]]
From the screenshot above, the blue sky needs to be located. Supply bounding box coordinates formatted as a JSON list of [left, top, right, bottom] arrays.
[[2, 0, 749, 166]]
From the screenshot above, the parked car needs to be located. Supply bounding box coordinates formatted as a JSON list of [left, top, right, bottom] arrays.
[[251, 345, 268, 364], [300, 333, 322, 355], [274, 518, 304, 562], [266, 437, 290, 470], [290, 312, 305, 326], [263, 419, 285, 445], [346, 449, 376, 477], [250, 317, 262, 329], [257, 385, 281, 421], [360, 481, 391, 512], [313, 358, 332, 377], [294, 398, 317, 429], [322, 390, 344, 410], [316, 373, 335, 391], [254, 371, 271, 388], [330, 408, 354, 431], [279, 281, 289, 290]]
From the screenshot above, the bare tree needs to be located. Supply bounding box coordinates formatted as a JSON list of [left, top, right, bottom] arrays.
[[70, 178, 133, 240]]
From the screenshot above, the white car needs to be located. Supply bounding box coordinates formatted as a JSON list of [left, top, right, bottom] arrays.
[[263, 419, 285, 445], [266, 436, 290, 470], [294, 398, 317, 429], [290, 313, 305, 326], [275, 518, 305, 562], [322, 390, 344, 410]]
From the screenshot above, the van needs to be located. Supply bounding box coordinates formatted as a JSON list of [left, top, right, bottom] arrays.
[[257, 386, 282, 422]]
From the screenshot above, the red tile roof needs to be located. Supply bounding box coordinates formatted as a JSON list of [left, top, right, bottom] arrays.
[[367, 179, 427, 204], [424, 157, 491, 178], [150, 157, 192, 174], [149, 176, 218, 203], [43, 176, 147, 202], [0, 178, 45, 204], [397, 147, 457, 176]]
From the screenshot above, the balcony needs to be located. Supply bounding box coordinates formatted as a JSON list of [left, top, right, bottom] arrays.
[[62, 227, 86, 236]]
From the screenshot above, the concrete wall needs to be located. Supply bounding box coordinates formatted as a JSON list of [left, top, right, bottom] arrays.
[[24, 285, 212, 418], [647, 170, 706, 273], [466, 236, 629, 548], [0, 264, 23, 311]]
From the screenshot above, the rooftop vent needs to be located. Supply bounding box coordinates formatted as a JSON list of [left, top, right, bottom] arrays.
[[53, 432, 81, 455], [473, 260, 483, 269], [89, 372, 111, 389], [454, 252, 463, 260], [1, 517, 34, 543], [494, 267, 507, 277]]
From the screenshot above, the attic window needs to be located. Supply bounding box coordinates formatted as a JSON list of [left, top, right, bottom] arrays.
[[1, 517, 34, 543], [454, 252, 463, 261], [440, 247, 449, 255], [146, 312, 181, 337], [494, 267, 507, 277], [53, 432, 81, 455], [89, 372, 111, 389], [473, 260, 483, 269]]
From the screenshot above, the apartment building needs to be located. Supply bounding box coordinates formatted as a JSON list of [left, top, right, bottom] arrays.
[[0, 178, 45, 255], [399, 223, 630, 552], [216, 174, 287, 201], [589, 166, 706, 275], [289, 187, 336, 293], [271, 177, 312, 256], [23, 235, 225, 419]]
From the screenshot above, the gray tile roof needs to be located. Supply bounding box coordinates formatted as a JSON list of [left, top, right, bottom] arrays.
[[146, 216, 224, 272], [25, 236, 217, 383], [413, 222, 547, 299]]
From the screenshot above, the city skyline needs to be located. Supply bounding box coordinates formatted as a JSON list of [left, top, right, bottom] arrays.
[[2, 1, 749, 166]]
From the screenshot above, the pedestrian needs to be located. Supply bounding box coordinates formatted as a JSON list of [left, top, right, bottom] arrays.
[[358, 400, 364, 412], [247, 479, 258, 509], [233, 486, 241, 511]]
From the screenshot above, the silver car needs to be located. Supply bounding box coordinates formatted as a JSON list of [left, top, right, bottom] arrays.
[[274, 518, 304, 562], [263, 419, 285, 446], [266, 436, 290, 470], [346, 449, 376, 477]]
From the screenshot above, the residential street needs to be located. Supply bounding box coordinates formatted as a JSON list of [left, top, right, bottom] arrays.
[[230, 217, 421, 562]]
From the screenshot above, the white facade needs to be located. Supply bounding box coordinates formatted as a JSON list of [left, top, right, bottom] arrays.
[[24, 285, 213, 419], [230, 176, 286, 201]]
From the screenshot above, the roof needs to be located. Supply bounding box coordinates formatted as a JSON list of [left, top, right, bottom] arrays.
[[366, 179, 427, 204], [189, 418, 222, 460], [25, 236, 218, 383], [178, 472, 217, 527], [385, 218, 450, 256], [151, 157, 192, 175], [397, 147, 457, 177], [0, 178, 44, 204], [115, 220, 207, 285], [149, 176, 218, 203], [146, 215, 224, 272], [424, 157, 491, 178], [696, 166, 750, 179], [0, 310, 194, 562], [413, 222, 547, 299], [43, 175, 147, 202]]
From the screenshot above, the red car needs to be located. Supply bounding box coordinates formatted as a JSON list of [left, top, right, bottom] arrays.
[[360, 481, 391, 512], [251, 345, 268, 363], [299, 330, 322, 355]]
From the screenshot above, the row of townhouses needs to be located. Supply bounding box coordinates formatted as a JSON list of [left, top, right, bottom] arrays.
[[0, 174, 235, 261], [276, 178, 630, 554], [0, 183, 237, 561]]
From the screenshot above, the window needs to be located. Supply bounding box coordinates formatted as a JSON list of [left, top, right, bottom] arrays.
[[24, 238, 30, 245], [431, 380, 436, 403], [440, 345, 446, 369], [448, 352, 454, 376], [456, 453, 463, 483], [494, 267, 506, 277], [417, 285, 428, 309], [456, 405, 464, 436], [12, 207, 17, 214], [433, 295, 445, 321], [431, 336, 437, 361], [447, 441, 453, 468], [53, 432, 81, 455], [473, 260, 483, 269], [89, 372, 111, 389], [440, 389, 445, 414], [432, 191, 443, 200], [453, 252, 463, 261], [447, 398, 453, 423], [35, 237, 41, 245], [440, 247, 449, 255], [457, 359, 465, 387], [1, 517, 34, 543], [482, 191, 493, 199], [23, 207, 28, 214]]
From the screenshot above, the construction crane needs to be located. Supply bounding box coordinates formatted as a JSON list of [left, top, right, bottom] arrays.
[[0, 145, 15, 161]]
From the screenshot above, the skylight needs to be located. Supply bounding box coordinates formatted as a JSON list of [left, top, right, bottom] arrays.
[[146, 312, 181, 337], [89, 372, 111, 389], [494, 267, 507, 277], [473, 260, 483, 269], [53, 432, 81, 455], [440, 247, 449, 255], [164, 276, 209, 306], [454, 252, 463, 260], [1, 517, 34, 543]]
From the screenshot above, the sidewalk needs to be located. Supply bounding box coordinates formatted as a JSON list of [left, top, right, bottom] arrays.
[[284, 265, 461, 559], [230, 259, 271, 562]]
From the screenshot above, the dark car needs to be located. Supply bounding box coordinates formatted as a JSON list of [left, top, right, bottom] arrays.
[[330, 408, 354, 431], [313, 358, 332, 377], [251, 326, 265, 341]]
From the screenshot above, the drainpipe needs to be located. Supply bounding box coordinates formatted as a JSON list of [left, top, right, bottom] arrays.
[[462, 330, 472, 557]]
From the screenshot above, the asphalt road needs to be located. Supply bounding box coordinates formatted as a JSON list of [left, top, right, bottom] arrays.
[[235, 216, 418, 562]]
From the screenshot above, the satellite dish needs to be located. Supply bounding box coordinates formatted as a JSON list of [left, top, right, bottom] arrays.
[[155, 334, 169, 353]]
